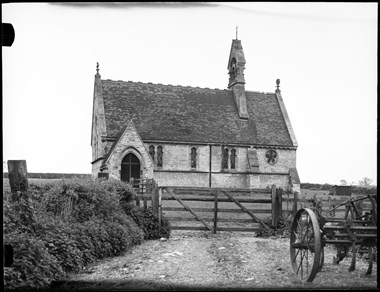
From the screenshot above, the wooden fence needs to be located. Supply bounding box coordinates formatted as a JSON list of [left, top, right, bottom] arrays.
[[134, 182, 285, 233], [281, 192, 375, 218]]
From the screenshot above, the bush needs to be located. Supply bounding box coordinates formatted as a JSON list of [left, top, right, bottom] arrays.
[[40, 178, 134, 222], [3, 178, 170, 290], [122, 204, 170, 240], [36, 218, 85, 273], [112, 212, 145, 246], [4, 232, 65, 290], [3, 178, 147, 290]]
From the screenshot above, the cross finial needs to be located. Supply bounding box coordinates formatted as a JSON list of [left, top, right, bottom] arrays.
[[236, 25, 238, 40], [276, 79, 280, 91], [96, 62, 99, 74]]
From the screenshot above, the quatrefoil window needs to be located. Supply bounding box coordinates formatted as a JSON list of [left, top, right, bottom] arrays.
[[265, 149, 278, 165]]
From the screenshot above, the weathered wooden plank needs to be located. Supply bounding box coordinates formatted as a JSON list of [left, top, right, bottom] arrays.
[[143, 197, 148, 209], [218, 208, 271, 214], [166, 188, 213, 231], [162, 206, 272, 213], [277, 188, 283, 219], [220, 191, 271, 232], [162, 207, 213, 212], [323, 226, 377, 231], [324, 239, 363, 245], [293, 192, 298, 217], [164, 217, 260, 223], [163, 186, 271, 193], [271, 185, 276, 226], [161, 196, 271, 203], [164, 217, 213, 222], [216, 227, 263, 232], [151, 181, 159, 215], [161, 226, 210, 231], [213, 192, 218, 234], [136, 195, 152, 200], [158, 188, 162, 229]]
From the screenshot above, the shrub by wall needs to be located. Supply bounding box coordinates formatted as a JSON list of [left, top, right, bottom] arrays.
[[122, 203, 171, 240], [4, 232, 66, 290], [3, 178, 148, 290]]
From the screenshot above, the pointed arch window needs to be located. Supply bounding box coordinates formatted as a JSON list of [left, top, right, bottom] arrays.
[[149, 145, 155, 162], [191, 147, 197, 169], [157, 146, 163, 168], [230, 149, 236, 170], [222, 148, 229, 170]]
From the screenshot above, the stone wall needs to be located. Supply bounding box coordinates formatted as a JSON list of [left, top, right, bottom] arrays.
[[154, 171, 209, 187], [93, 136, 297, 190], [146, 144, 296, 189], [91, 160, 103, 178], [256, 148, 296, 173]]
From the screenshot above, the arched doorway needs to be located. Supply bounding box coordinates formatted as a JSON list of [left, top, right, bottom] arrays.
[[121, 153, 140, 186]]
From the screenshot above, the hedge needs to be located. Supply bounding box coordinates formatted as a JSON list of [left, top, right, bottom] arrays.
[[3, 178, 167, 290]]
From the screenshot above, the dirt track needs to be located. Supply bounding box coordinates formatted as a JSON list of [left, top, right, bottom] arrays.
[[54, 231, 377, 290]]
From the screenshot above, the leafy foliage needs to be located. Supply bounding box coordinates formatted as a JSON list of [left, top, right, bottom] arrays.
[[2, 178, 155, 290], [358, 177, 373, 187], [4, 232, 65, 290], [122, 203, 171, 240], [40, 178, 134, 222]]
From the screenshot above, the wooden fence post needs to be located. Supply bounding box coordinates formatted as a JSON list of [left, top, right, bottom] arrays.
[[8, 160, 29, 201], [213, 191, 218, 234], [277, 188, 283, 220], [316, 197, 322, 215], [158, 187, 162, 229], [293, 191, 298, 217], [143, 197, 147, 209], [287, 191, 289, 212], [151, 181, 159, 215], [330, 204, 336, 217], [271, 185, 277, 226]]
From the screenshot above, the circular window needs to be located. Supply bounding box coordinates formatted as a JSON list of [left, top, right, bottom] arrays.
[[265, 149, 278, 165]]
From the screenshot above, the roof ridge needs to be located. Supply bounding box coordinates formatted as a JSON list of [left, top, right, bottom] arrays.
[[103, 78, 275, 94], [102, 78, 228, 92]]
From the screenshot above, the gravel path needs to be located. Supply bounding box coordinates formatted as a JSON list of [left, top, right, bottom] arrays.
[[55, 231, 377, 290]]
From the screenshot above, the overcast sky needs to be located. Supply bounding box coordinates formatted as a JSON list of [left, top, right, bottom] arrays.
[[2, 2, 377, 185]]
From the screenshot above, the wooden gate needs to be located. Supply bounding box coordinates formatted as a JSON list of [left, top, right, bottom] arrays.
[[157, 185, 283, 233]]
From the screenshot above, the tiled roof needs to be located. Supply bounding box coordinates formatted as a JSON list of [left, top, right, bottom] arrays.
[[101, 80, 294, 147]]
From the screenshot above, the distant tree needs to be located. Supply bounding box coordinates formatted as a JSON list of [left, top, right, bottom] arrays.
[[3, 161, 7, 172], [321, 183, 332, 190], [358, 177, 373, 187], [340, 180, 347, 186]]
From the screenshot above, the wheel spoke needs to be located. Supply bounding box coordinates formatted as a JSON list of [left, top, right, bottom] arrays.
[[290, 208, 321, 282]]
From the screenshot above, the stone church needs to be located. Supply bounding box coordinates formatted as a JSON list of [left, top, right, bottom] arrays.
[[91, 38, 300, 192]]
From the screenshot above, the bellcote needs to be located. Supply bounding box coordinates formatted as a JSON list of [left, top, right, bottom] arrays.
[[227, 39, 246, 88], [227, 39, 248, 119]]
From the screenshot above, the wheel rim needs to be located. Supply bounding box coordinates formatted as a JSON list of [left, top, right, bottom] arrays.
[[290, 208, 321, 282]]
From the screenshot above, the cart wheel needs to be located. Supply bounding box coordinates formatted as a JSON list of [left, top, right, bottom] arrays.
[[290, 208, 322, 282]]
